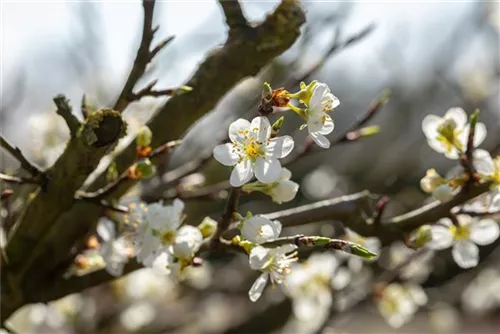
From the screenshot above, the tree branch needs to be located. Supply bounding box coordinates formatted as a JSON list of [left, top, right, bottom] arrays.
[[218, 0, 249, 34], [0, 136, 43, 179], [113, 0, 159, 112], [211, 187, 241, 249], [53, 95, 80, 137], [0, 173, 39, 185]]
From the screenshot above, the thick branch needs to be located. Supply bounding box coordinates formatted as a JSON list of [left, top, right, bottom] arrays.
[[2, 108, 125, 318], [218, 0, 249, 33], [211, 187, 241, 249]]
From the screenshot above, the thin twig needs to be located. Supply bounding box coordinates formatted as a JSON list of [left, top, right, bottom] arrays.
[[0, 173, 39, 185], [211, 187, 241, 249], [113, 0, 157, 112], [0, 136, 44, 178], [53, 95, 80, 137]]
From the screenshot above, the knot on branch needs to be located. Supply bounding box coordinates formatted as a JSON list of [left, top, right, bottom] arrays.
[[79, 109, 127, 148]]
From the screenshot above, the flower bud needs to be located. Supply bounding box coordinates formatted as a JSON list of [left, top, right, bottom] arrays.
[[136, 125, 153, 147], [432, 184, 453, 202], [133, 159, 156, 179], [198, 217, 217, 239], [420, 169, 444, 193], [173, 226, 203, 260]]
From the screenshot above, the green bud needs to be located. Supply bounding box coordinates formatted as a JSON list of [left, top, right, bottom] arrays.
[[271, 116, 285, 135], [198, 217, 218, 239], [262, 82, 273, 99], [347, 243, 378, 259], [135, 159, 156, 179], [469, 109, 480, 128], [359, 125, 380, 137], [174, 85, 193, 96], [239, 240, 256, 254], [413, 225, 433, 248], [136, 125, 153, 147], [313, 236, 331, 246], [106, 161, 119, 183]]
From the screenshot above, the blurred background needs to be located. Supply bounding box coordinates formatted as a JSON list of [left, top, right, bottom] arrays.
[[1, 1, 500, 333]]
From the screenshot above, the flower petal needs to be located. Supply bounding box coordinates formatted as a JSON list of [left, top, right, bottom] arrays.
[[452, 240, 479, 269], [469, 218, 500, 245], [266, 136, 294, 159], [444, 107, 467, 129], [473, 149, 495, 176], [422, 115, 441, 140], [213, 143, 239, 166], [150, 251, 173, 275], [97, 219, 116, 242], [319, 114, 334, 135], [250, 116, 271, 144], [249, 246, 271, 270], [249, 273, 269, 302], [309, 83, 329, 111], [230, 159, 253, 187], [255, 157, 281, 184], [229, 118, 251, 143], [279, 167, 292, 181], [428, 225, 453, 250], [309, 132, 330, 149], [473, 123, 487, 147]]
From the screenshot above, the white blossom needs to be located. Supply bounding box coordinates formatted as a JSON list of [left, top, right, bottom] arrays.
[[304, 83, 339, 149], [377, 283, 427, 328], [240, 215, 282, 244], [213, 117, 294, 186], [135, 199, 184, 264], [269, 168, 299, 204], [422, 107, 486, 159], [428, 215, 500, 268], [248, 244, 298, 302], [284, 253, 345, 321], [97, 219, 132, 277], [432, 184, 454, 202], [172, 225, 203, 260], [473, 149, 500, 185]]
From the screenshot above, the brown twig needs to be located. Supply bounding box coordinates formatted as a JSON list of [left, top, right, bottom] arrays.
[[0, 136, 44, 179], [53, 95, 81, 137], [113, 0, 173, 112], [129, 79, 186, 101], [211, 187, 241, 249]]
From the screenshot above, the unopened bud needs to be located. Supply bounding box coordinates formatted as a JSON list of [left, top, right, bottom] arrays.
[[131, 159, 156, 180], [136, 126, 153, 147], [198, 217, 217, 238], [271, 116, 285, 137], [432, 184, 453, 202]]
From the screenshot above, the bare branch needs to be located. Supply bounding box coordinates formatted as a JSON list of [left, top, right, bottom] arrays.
[[113, 0, 157, 112], [0, 173, 39, 185], [211, 187, 241, 249], [53, 95, 81, 137], [0, 136, 44, 179]]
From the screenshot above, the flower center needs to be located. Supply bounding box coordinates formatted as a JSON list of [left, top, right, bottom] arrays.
[[450, 225, 470, 240], [161, 231, 176, 245]]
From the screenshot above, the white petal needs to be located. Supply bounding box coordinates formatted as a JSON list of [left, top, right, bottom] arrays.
[[276, 243, 298, 255], [422, 115, 441, 140], [473, 149, 495, 176], [249, 273, 269, 302], [309, 132, 330, 149], [266, 136, 294, 159], [452, 240, 479, 269], [473, 123, 487, 147], [260, 219, 282, 242], [150, 252, 173, 275], [445, 108, 467, 129], [426, 138, 448, 155], [309, 83, 329, 111], [307, 112, 326, 133], [250, 116, 271, 143], [469, 218, 500, 245], [331, 94, 340, 109], [213, 143, 239, 166], [249, 246, 271, 270], [331, 267, 351, 290], [432, 184, 454, 202], [428, 225, 453, 250], [241, 216, 282, 244], [97, 219, 115, 242], [229, 118, 251, 143], [271, 180, 299, 204], [279, 167, 292, 180], [230, 159, 253, 187], [255, 158, 281, 184], [319, 114, 334, 135], [172, 198, 185, 216]]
